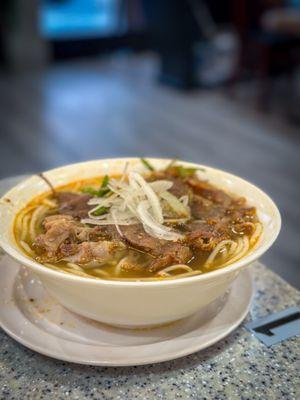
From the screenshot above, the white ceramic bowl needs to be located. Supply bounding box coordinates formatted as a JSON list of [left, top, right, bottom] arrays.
[[0, 158, 281, 328]]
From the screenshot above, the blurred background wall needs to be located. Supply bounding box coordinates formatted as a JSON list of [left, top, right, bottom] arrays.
[[0, 0, 299, 286]]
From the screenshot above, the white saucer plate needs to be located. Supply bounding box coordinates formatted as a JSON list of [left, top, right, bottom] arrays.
[[0, 255, 254, 366]]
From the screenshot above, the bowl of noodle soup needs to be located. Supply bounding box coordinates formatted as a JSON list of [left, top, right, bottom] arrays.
[[0, 158, 280, 328]]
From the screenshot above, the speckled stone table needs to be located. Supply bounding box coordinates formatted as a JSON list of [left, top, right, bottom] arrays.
[[1, 178, 299, 400]]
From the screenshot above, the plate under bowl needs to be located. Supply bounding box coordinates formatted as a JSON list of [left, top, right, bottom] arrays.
[[0, 255, 253, 366]]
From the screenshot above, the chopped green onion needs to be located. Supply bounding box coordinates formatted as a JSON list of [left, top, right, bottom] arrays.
[[96, 175, 110, 197], [81, 175, 110, 197], [98, 188, 111, 197], [82, 187, 99, 195], [175, 165, 205, 178], [92, 206, 109, 216], [141, 158, 155, 171], [101, 175, 109, 188]]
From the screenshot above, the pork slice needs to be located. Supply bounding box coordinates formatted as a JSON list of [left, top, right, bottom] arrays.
[[61, 241, 124, 264], [56, 191, 93, 219]]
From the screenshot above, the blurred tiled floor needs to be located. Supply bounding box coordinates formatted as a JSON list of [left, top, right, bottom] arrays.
[[0, 54, 299, 287]]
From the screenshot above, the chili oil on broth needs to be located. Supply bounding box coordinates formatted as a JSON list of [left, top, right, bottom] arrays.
[[14, 175, 262, 281]]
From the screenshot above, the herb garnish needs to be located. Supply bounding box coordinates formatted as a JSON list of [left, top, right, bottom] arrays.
[[140, 158, 155, 171], [175, 166, 205, 177], [92, 206, 109, 216], [82, 175, 110, 197]]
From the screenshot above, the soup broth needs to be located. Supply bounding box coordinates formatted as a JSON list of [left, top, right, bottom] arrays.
[[14, 161, 262, 280]]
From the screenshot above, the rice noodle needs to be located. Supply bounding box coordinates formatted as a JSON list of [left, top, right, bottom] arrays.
[[204, 240, 236, 267], [250, 223, 263, 246], [29, 205, 48, 241], [21, 214, 30, 241], [90, 268, 109, 277], [157, 264, 193, 276], [64, 267, 91, 277], [220, 246, 228, 261], [20, 240, 35, 256], [115, 257, 127, 276], [44, 263, 66, 273], [177, 270, 202, 278], [16, 205, 37, 234], [42, 198, 57, 208], [222, 236, 250, 266], [67, 262, 84, 271]]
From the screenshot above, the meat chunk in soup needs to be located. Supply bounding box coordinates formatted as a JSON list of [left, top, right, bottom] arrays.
[[60, 241, 125, 264], [101, 224, 192, 272], [57, 192, 93, 219], [33, 214, 114, 262], [149, 242, 192, 272], [186, 177, 232, 206]]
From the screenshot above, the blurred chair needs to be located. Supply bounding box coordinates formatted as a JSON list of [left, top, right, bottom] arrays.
[[231, 0, 300, 110]]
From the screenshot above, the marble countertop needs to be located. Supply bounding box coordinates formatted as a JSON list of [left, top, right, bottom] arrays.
[[0, 178, 299, 400]]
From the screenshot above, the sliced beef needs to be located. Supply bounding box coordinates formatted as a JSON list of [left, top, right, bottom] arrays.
[[122, 225, 162, 253], [149, 242, 192, 272], [191, 195, 227, 219], [61, 241, 124, 264], [167, 176, 191, 198], [186, 220, 231, 251], [56, 191, 92, 219], [101, 224, 192, 272], [227, 205, 257, 222], [187, 177, 232, 207]]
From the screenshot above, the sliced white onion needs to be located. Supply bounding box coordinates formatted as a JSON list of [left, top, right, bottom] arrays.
[[81, 171, 190, 241], [129, 172, 163, 223], [88, 193, 118, 205], [81, 218, 135, 226], [160, 191, 190, 218], [150, 180, 173, 193], [111, 209, 124, 237], [137, 201, 183, 241]]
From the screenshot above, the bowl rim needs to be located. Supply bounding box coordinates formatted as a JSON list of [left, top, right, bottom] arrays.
[[0, 158, 281, 287]]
